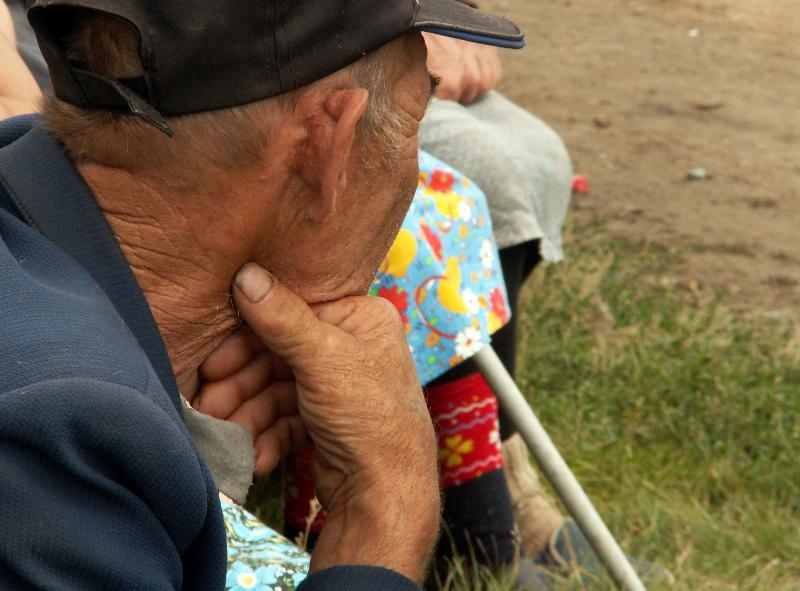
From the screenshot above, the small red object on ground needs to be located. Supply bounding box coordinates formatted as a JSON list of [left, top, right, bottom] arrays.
[[572, 174, 590, 194]]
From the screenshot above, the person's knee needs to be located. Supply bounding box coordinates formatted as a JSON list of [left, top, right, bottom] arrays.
[[421, 110, 525, 194]]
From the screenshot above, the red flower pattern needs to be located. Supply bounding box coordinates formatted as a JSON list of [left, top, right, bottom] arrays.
[[378, 285, 409, 323], [428, 169, 456, 193], [420, 220, 443, 261], [490, 288, 509, 323]]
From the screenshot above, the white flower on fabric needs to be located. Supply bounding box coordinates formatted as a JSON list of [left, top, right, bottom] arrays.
[[236, 572, 258, 589], [455, 327, 483, 359], [461, 289, 480, 314], [489, 425, 501, 449], [480, 240, 494, 269], [458, 200, 472, 222]]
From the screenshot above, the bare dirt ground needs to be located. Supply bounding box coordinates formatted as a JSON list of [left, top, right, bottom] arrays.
[[487, 0, 800, 315]]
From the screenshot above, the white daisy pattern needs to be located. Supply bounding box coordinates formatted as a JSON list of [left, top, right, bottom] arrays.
[[489, 424, 501, 450], [480, 239, 494, 269], [458, 200, 472, 222], [454, 326, 484, 359], [461, 289, 481, 314]]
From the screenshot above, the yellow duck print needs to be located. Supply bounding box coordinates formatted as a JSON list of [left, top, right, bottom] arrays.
[[437, 257, 470, 314], [431, 191, 463, 220], [379, 229, 417, 278]]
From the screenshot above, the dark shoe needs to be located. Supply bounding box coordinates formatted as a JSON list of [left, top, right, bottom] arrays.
[[539, 520, 675, 586]]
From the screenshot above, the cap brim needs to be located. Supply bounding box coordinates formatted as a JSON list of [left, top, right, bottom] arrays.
[[413, 0, 525, 49]]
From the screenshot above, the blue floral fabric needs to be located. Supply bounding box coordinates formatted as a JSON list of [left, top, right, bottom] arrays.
[[370, 150, 510, 385], [222, 497, 310, 590]]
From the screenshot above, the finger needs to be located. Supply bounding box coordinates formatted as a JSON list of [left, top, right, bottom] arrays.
[[310, 296, 374, 327], [195, 350, 276, 418], [254, 415, 310, 476], [433, 74, 462, 102], [311, 296, 403, 339], [233, 263, 332, 369], [475, 49, 497, 97], [487, 47, 503, 88], [431, 57, 465, 102], [458, 55, 482, 105], [475, 45, 502, 93], [228, 381, 298, 440], [0, 3, 17, 47], [200, 330, 263, 382]]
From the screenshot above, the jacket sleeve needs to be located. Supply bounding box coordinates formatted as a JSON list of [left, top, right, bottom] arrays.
[[0, 378, 222, 590], [298, 566, 421, 591]]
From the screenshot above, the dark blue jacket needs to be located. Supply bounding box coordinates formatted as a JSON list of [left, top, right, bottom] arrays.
[[0, 115, 419, 591]]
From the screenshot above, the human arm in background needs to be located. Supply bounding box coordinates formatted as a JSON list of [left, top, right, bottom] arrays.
[[423, 31, 503, 105], [0, 1, 41, 118]]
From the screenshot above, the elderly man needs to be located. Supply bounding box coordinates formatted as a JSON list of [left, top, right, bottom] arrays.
[[0, 1, 525, 590]]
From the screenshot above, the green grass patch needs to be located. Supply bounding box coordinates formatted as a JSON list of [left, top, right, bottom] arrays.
[[247, 218, 800, 590], [515, 219, 800, 590]]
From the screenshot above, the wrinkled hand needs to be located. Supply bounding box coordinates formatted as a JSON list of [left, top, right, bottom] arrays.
[[0, 3, 41, 119], [194, 331, 309, 477], [0, 2, 14, 44], [232, 263, 440, 582], [424, 32, 502, 105]]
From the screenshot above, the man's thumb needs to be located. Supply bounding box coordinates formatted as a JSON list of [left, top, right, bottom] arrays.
[[233, 263, 322, 366]]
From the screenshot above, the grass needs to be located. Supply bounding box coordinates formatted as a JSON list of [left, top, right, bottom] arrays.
[[512, 219, 800, 590], [248, 217, 800, 590]]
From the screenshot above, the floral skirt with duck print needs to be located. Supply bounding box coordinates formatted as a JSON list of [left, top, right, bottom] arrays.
[[223, 151, 509, 589], [370, 150, 509, 385]]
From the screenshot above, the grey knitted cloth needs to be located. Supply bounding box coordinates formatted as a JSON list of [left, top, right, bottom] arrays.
[[420, 91, 572, 261]]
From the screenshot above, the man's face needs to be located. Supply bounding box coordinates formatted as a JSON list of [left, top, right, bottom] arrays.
[[279, 33, 435, 303]]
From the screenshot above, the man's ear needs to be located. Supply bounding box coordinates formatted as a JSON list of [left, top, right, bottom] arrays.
[[299, 88, 368, 220], [321, 89, 369, 216]]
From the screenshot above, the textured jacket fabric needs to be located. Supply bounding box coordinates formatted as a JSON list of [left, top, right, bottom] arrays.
[[0, 115, 419, 591]]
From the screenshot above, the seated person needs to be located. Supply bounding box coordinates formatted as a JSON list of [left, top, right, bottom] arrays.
[[276, 24, 573, 584], [418, 30, 670, 586], [238, 31, 664, 588], [199, 150, 553, 590], [420, 29, 574, 566], [280, 149, 515, 551], [207, 151, 512, 591], [0, 1, 526, 589]]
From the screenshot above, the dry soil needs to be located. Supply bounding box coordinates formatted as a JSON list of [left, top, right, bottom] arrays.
[[487, 0, 800, 314]]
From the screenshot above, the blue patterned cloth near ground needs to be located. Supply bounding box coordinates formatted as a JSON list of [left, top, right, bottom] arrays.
[[222, 497, 310, 590], [222, 151, 509, 589]]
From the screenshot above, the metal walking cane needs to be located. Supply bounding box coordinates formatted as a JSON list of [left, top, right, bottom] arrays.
[[472, 346, 647, 591]]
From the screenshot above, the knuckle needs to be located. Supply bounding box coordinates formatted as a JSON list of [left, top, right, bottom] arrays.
[[438, 79, 459, 99], [369, 298, 404, 330], [316, 331, 342, 355]]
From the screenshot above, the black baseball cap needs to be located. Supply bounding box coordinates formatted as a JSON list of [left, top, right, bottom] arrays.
[[27, 0, 524, 136]]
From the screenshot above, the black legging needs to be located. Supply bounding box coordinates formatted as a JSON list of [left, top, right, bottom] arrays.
[[428, 239, 542, 440]]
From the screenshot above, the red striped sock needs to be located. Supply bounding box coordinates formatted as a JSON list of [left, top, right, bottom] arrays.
[[284, 372, 504, 542], [426, 372, 504, 487]]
